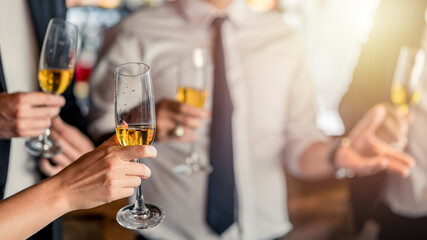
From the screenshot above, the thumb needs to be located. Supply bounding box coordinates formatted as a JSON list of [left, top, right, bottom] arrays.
[[98, 135, 120, 149], [349, 104, 386, 141]]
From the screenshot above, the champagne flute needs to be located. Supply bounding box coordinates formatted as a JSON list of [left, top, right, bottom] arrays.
[[25, 18, 78, 158], [115, 62, 164, 229], [391, 46, 426, 116], [173, 47, 213, 175]]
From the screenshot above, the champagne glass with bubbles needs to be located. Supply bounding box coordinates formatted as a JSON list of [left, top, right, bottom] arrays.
[[173, 47, 213, 175], [389, 46, 426, 150], [391, 46, 426, 116], [115, 62, 164, 229], [26, 18, 78, 158]]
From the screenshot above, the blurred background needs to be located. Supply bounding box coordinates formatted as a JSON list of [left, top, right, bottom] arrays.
[[63, 0, 387, 239], [67, 0, 381, 135]]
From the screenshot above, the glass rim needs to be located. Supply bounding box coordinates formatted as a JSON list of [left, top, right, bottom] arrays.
[[49, 17, 78, 30], [115, 62, 151, 77]]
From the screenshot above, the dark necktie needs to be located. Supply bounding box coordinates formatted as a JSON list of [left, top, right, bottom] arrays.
[[206, 17, 236, 235]]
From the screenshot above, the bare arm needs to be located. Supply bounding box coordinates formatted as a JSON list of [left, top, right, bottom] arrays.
[[0, 136, 156, 239], [0, 176, 70, 239]]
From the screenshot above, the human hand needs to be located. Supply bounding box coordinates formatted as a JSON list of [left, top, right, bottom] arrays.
[[40, 117, 95, 177], [334, 143, 414, 178], [155, 98, 210, 142], [50, 135, 156, 211], [0, 92, 65, 139], [338, 103, 414, 177]]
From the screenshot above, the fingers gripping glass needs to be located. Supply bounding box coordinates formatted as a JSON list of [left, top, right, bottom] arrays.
[[173, 47, 213, 175], [115, 62, 164, 229], [25, 18, 78, 158]]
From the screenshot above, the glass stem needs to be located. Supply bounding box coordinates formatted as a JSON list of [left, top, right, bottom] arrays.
[[42, 128, 51, 151], [188, 143, 196, 165], [133, 159, 149, 215]]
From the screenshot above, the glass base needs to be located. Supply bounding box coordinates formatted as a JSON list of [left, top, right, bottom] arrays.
[[116, 204, 165, 230], [25, 137, 62, 158]]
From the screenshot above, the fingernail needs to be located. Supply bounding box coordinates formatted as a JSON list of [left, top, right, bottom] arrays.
[[150, 146, 157, 157], [380, 159, 389, 168]]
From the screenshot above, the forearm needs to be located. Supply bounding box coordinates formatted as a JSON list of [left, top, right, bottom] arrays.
[[298, 141, 335, 180], [0, 177, 71, 239]]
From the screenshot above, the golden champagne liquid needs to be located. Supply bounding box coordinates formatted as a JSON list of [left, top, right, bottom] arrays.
[[39, 69, 74, 94], [176, 87, 207, 108], [391, 84, 421, 115], [115, 125, 156, 146]]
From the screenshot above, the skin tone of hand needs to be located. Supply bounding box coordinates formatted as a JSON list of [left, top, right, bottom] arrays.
[[299, 103, 414, 180], [339, 103, 414, 177], [155, 99, 210, 142], [0, 92, 65, 139], [0, 136, 156, 240], [40, 117, 95, 176]]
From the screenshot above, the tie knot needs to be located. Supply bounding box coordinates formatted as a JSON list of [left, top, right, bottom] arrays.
[[213, 17, 226, 29]]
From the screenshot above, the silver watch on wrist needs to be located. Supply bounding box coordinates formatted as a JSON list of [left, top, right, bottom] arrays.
[[328, 137, 355, 179]]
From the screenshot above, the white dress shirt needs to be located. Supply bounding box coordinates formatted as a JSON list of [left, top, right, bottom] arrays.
[[0, 0, 40, 198], [381, 18, 427, 217], [383, 79, 427, 217], [89, 0, 326, 239]]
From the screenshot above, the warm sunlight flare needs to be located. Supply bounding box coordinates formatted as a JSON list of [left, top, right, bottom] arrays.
[[247, 0, 276, 11]]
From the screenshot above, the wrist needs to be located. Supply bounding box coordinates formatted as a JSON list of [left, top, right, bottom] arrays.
[[46, 175, 74, 214], [329, 137, 355, 179]]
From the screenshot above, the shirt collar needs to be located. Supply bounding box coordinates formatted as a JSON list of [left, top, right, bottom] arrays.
[[175, 0, 254, 29]]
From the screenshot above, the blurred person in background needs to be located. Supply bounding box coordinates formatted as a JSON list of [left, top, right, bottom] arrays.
[[89, 0, 414, 239], [0, 136, 156, 240], [340, 0, 427, 239], [0, 0, 94, 239]]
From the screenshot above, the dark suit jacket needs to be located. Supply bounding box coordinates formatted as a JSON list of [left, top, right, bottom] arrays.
[[0, 0, 87, 239], [0, 56, 10, 201], [339, 0, 427, 232]]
